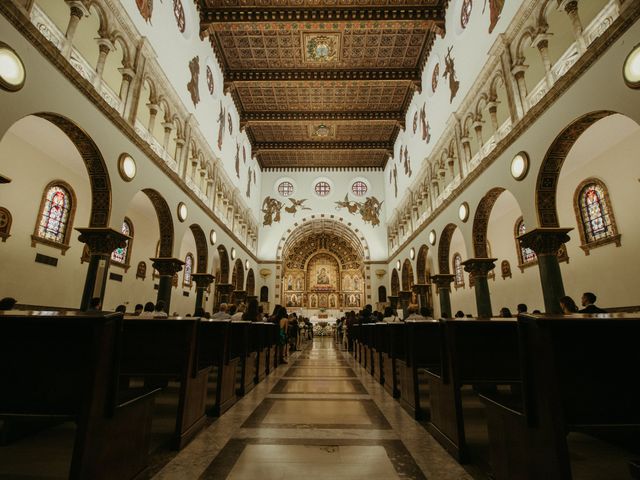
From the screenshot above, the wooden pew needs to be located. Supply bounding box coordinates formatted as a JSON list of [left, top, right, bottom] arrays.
[[120, 316, 210, 450], [0, 311, 158, 480], [481, 313, 640, 480], [196, 319, 233, 417], [426, 318, 520, 463], [362, 323, 374, 374], [231, 321, 253, 397], [399, 319, 443, 421], [265, 322, 279, 374], [382, 322, 404, 399], [372, 323, 386, 385], [350, 324, 360, 361], [253, 322, 269, 384]]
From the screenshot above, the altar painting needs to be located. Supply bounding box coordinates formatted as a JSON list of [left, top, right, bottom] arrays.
[[308, 254, 339, 291]]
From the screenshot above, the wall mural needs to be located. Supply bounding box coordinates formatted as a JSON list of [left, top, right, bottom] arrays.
[[242, 145, 246, 164], [484, 0, 505, 33], [413, 110, 419, 135], [261, 196, 311, 226], [234, 140, 240, 178], [136, 0, 153, 23], [187, 56, 200, 107], [420, 103, 431, 143], [443, 46, 460, 103], [393, 164, 398, 197], [206, 66, 214, 95], [227, 112, 233, 135], [335, 195, 383, 227], [402, 145, 412, 177], [217, 101, 225, 150], [431, 63, 439, 92], [246, 167, 252, 197]]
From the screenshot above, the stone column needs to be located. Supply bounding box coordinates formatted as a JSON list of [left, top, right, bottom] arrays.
[[192, 273, 214, 314], [561, 0, 587, 53], [519, 228, 572, 314], [431, 274, 455, 318], [398, 290, 412, 314], [118, 67, 135, 115], [162, 121, 174, 154], [412, 283, 433, 313], [76, 227, 129, 311], [472, 120, 484, 149], [534, 35, 555, 89], [93, 38, 113, 87], [62, 2, 86, 59], [487, 101, 499, 133], [147, 103, 159, 134], [388, 295, 399, 310], [174, 138, 185, 172], [233, 290, 247, 306], [460, 136, 472, 167], [151, 257, 184, 313], [215, 283, 235, 308], [462, 258, 497, 318], [511, 65, 529, 112]]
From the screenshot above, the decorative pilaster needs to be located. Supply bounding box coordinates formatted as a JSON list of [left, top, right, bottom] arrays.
[[519, 228, 572, 314], [462, 258, 497, 318], [76, 227, 129, 311], [431, 274, 455, 318], [192, 273, 214, 314], [151, 257, 184, 313]]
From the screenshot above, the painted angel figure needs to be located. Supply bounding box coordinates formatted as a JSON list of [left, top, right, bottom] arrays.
[[483, 0, 505, 34], [217, 101, 226, 150], [360, 196, 383, 227], [393, 164, 398, 198], [443, 46, 460, 103], [136, 0, 153, 23], [246, 167, 252, 197], [284, 198, 311, 215], [420, 103, 431, 143], [235, 141, 240, 178], [261, 196, 283, 226], [335, 195, 358, 214]]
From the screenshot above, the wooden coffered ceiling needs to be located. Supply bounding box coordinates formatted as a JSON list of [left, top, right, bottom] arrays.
[[197, 0, 448, 169]]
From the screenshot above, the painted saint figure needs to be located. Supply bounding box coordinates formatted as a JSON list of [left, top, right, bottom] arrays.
[[317, 268, 330, 285], [217, 101, 225, 151], [483, 0, 505, 33], [136, 0, 153, 23], [443, 46, 460, 103], [235, 141, 240, 178]]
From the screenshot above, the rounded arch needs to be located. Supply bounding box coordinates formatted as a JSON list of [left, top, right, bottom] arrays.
[[216, 245, 230, 283], [438, 223, 459, 273], [401, 259, 414, 291], [416, 245, 430, 284], [188, 224, 208, 273], [231, 258, 244, 291], [472, 187, 506, 258], [86, 1, 110, 36], [157, 96, 173, 122], [110, 32, 132, 68], [390, 269, 400, 296], [536, 111, 616, 227], [24, 113, 112, 228], [141, 188, 174, 257], [246, 268, 256, 296]]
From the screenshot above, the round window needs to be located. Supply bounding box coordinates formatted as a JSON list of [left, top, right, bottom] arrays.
[[315, 181, 331, 197], [277, 181, 294, 197], [351, 181, 368, 196]]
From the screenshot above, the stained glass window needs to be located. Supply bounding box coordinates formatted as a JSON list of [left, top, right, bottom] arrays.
[[315, 181, 331, 197], [278, 181, 294, 197], [460, 0, 472, 29], [352, 181, 367, 196], [37, 184, 72, 244], [183, 253, 193, 287], [516, 218, 537, 264], [579, 182, 615, 244], [453, 253, 464, 288], [173, 0, 185, 33], [111, 219, 132, 264]]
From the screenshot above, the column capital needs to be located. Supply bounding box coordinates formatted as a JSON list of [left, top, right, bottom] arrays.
[[511, 64, 528, 77], [118, 66, 135, 81], [518, 227, 572, 256], [66, 1, 88, 18], [162, 121, 175, 131], [75, 227, 129, 256], [559, 0, 578, 15], [462, 258, 497, 277], [150, 257, 184, 276], [192, 273, 215, 288], [146, 102, 159, 114], [431, 274, 455, 289], [95, 37, 114, 52]]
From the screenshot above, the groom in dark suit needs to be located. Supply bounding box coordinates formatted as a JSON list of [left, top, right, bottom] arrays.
[[579, 292, 607, 314]]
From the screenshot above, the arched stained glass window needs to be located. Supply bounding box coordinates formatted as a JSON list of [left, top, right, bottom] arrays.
[[36, 183, 73, 245], [515, 217, 537, 265], [183, 253, 194, 287], [579, 182, 613, 243], [111, 218, 133, 265], [453, 253, 464, 288]]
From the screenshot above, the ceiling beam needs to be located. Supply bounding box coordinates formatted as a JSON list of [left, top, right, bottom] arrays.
[[241, 111, 404, 122], [201, 7, 445, 24], [253, 141, 394, 151], [225, 69, 421, 83]]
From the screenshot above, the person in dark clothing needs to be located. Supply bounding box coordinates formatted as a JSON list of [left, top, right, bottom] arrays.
[[0, 297, 17, 310], [516, 304, 527, 314], [579, 292, 606, 313]]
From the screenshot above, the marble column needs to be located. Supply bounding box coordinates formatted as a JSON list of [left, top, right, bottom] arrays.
[[151, 257, 184, 313], [388, 295, 399, 310], [232, 290, 247, 306], [118, 67, 135, 115], [561, 0, 587, 53], [398, 290, 412, 314], [487, 101, 499, 133], [412, 283, 433, 313], [62, 3, 85, 59], [535, 35, 555, 89], [518, 228, 572, 314], [431, 274, 455, 318], [462, 258, 497, 318], [147, 103, 159, 134], [93, 38, 113, 87], [76, 227, 129, 311], [511, 65, 529, 112], [192, 273, 214, 314], [216, 283, 235, 307]]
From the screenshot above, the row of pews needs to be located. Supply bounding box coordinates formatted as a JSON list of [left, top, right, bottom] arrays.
[[348, 314, 640, 479], [0, 310, 282, 480]]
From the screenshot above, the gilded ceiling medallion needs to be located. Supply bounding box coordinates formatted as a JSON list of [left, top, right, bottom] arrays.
[[303, 33, 341, 64], [308, 124, 335, 139]]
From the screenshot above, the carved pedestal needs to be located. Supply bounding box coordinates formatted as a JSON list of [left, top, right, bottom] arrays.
[[519, 228, 572, 314], [388, 295, 399, 310], [76, 227, 129, 311], [462, 258, 497, 318], [232, 290, 247, 306], [192, 273, 214, 315], [431, 274, 455, 318], [151, 257, 184, 313], [412, 283, 433, 313], [398, 291, 413, 315], [215, 283, 234, 308]]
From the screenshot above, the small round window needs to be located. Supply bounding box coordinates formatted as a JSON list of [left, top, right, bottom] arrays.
[[315, 181, 331, 197], [278, 181, 294, 197], [352, 181, 368, 196]]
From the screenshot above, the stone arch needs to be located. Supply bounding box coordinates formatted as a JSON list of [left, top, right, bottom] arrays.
[[217, 245, 230, 283], [438, 223, 458, 274], [189, 224, 208, 273], [416, 245, 429, 283], [472, 187, 506, 258], [231, 258, 244, 291], [489, 71, 505, 100], [536, 111, 616, 227], [157, 96, 173, 122], [514, 27, 537, 62], [110, 32, 132, 68], [141, 188, 173, 257], [390, 269, 400, 296], [401, 259, 414, 291], [86, 1, 110, 36], [26, 113, 112, 228], [246, 269, 256, 296]]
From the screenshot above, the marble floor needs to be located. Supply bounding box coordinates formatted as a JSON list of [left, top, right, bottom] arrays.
[[150, 337, 473, 480]]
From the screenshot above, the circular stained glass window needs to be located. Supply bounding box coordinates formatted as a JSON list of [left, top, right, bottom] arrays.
[[206, 66, 214, 94], [352, 181, 368, 196], [173, 0, 185, 33], [432, 63, 439, 92], [315, 181, 331, 197], [278, 181, 294, 197], [460, 0, 472, 29]]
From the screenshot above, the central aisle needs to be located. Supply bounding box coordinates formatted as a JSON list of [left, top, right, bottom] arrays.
[[152, 337, 472, 479]]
